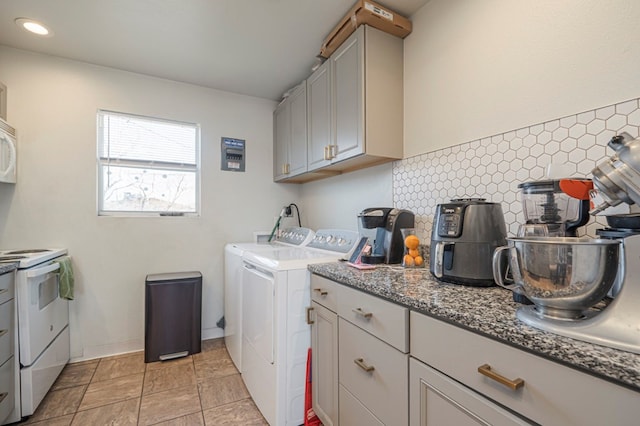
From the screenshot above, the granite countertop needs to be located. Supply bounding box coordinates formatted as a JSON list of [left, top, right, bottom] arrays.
[[0, 261, 19, 275], [308, 261, 640, 392]]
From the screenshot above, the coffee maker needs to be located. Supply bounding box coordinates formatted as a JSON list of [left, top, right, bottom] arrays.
[[358, 207, 415, 264]]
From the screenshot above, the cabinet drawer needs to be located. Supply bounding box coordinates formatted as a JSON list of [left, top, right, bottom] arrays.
[[411, 311, 640, 425], [0, 300, 13, 364], [0, 271, 14, 305], [338, 284, 408, 352], [410, 358, 528, 426], [339, 318, 408, 425], [339, 384, 384, 426], [0, 355, 15, 424], [311, 274, 340, 312]]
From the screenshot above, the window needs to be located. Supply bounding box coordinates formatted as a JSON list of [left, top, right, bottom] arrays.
[[97, 110, 200, 216]]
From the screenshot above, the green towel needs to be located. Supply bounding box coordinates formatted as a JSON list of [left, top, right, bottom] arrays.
[[55, 256, 75, 300]]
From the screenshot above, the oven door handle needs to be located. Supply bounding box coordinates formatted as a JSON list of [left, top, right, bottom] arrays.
[[26, 262, 60, 278]]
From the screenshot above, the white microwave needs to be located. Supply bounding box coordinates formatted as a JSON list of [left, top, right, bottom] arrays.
[[0, 118, 16, 184]]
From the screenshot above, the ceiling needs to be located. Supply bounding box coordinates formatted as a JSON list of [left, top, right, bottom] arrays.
[[0, 0, 429, 101]]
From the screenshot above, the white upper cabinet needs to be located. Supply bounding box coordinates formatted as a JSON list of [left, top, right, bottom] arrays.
[[273, 82, 307, 181], [276, 24, 404, 183], [307, 61, 333, 171]]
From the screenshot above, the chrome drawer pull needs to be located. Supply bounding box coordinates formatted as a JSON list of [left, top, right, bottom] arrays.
[[0, 329, 7, 338], [306, 307, 314, 325], [477, 364, 524, 391], [352, 307, 372, 319], [0, 392, 7, 404], [313, 288, 328, 296], [354, 358, 375, 373]]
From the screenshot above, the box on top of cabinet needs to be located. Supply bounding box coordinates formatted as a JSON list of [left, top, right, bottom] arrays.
[[319, 0, 412, 58]]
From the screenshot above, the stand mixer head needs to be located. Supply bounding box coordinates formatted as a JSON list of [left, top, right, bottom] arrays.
[[513, 132, 640, 354]]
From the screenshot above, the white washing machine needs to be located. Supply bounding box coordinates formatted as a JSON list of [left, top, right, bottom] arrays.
[[223, 227, 315, 372], [241, 229, 359, 426]]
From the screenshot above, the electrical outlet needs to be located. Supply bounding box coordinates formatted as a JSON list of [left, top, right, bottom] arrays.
[[284, 206, 293, 217]]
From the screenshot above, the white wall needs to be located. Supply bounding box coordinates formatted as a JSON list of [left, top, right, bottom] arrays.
[[0, 47, 300, 360], [300, 163, 393, 231], [404, 0, 640, 157]]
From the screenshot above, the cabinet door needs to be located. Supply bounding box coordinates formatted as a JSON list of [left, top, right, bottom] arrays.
[[273, 101, 290, 181], [332, 25, 365, 163], [311, 301, 339, 426], [410, 358, 528, 426], [288, 83, 308, 177], [307, 62, 332, 171]]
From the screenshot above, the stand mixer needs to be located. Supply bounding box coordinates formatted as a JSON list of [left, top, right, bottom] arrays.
[[514, 132, 640, 354]]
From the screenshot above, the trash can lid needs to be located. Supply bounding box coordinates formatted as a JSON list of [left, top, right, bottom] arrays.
[[145, 271, 202, 283]]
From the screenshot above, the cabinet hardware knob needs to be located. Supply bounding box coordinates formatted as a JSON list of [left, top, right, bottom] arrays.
[[330, 144, 337, 159], [0, 329, 7, 338], [352, 307, 373, 319], [313, 288, 328, 296], [477, 364, 524, 391], [0, 392, 7, 404], [306, 306, 314, 325], [354, 358, 375, 373], [324, 145, 330, 160]]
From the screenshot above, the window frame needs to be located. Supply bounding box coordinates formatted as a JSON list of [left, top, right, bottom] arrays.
[[96, 109, 201, 217]]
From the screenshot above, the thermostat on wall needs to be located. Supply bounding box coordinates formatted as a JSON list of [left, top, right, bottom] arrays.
[[221, 137, 245, 172]]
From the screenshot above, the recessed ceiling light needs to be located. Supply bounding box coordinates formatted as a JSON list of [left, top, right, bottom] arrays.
[[15, 18, 53, 36]]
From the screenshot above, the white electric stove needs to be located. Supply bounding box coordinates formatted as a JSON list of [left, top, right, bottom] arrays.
[[240, 229, 359, 426], [1, 248, 69, 424]]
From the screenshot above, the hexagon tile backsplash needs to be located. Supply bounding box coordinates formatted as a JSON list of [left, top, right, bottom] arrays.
[[393, 97, 640, 239]]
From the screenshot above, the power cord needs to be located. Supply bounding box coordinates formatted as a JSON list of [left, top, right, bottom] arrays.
[[287, 203, 302, 227]]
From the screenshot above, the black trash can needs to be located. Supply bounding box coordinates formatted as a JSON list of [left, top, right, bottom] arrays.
[[144, 271, 202, 363]]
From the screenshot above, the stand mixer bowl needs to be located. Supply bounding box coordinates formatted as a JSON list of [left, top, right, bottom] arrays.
[[494, 237, 621, 319]]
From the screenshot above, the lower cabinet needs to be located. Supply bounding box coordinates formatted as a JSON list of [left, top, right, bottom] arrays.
[[309, 274, 409, 426], [310, 274, 640, 426], [338, 318, 408, 425], [310, 301, 338, 426], [409, 358, 527, 425], [411, 311, 640, 425]]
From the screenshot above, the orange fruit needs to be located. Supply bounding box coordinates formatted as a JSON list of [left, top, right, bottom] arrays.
[[409, 248, 420, 258], [414, 256, 424, 266], [404, 235, 420, 250], [403, 254, 415, 266]]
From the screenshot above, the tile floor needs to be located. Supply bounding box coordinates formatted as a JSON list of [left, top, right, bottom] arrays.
[[16, 338, 268, 425]]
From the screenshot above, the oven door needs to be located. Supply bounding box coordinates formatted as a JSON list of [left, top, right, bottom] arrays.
[[17, 262, 69, 366]]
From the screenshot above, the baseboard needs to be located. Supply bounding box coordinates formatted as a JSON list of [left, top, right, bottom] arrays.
[[69, 327, 225, 363]]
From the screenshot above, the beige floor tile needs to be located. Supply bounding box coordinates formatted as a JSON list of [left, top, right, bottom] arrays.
[[201, 338, 225, 352], [153, 411, 205, 425], [143, 361, 197, 395], [138, 384, 201, 425], [145, 355, 193, 372], [202, 398, 268, 425], [71, 398, 139, 426], [21, 414, 74, 426], [194, 353, 238, 381], [198, 374, 249, 410], [24, 386, 86, 423], [79, 373, 143, 411], [52, 361, 99, 390], [92, 352, 145, 382]]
